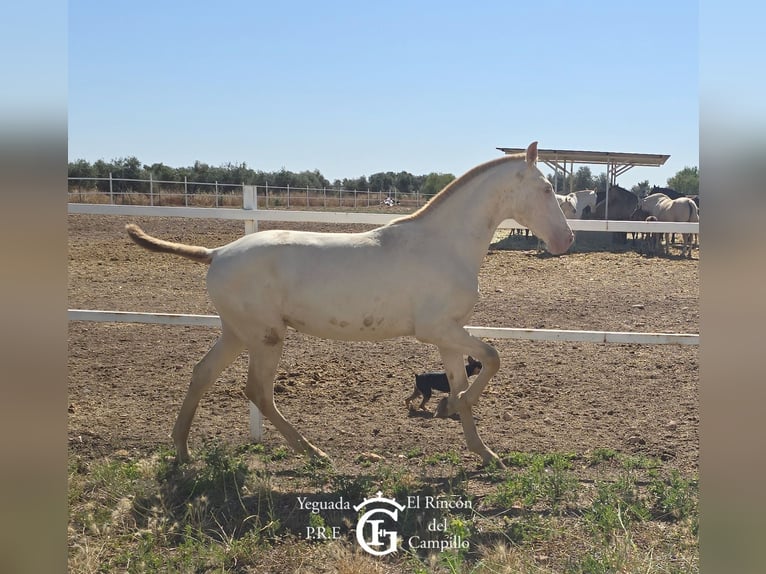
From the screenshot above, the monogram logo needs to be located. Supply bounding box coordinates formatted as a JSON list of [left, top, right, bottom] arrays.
[[353, 491, 405, 556]]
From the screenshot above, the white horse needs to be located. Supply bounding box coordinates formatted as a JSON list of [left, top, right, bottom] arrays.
[[555, 193, 577, 219], [639, 193, 699, 257], [125, 142, 574, 467], [567, 189, 597, 219]]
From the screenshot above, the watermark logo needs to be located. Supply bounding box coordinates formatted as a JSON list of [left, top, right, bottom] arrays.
[[298, 491, 472, 555], [353, 491, 405, 556]]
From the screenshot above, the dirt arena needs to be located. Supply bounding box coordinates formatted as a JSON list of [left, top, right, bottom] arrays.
[[68, 214, 699, 475]]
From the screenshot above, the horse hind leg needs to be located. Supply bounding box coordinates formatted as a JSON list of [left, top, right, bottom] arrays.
[[172, 328, 245, 462], [244, 327, 329, 462]]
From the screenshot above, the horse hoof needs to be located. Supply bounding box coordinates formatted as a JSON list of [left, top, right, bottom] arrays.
[[457, 390, 478, 408], [481, 453, 505, 469], [311, 447, 330, 460]]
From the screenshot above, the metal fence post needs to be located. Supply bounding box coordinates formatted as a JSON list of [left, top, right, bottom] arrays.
[[109, 172, 114, 204]]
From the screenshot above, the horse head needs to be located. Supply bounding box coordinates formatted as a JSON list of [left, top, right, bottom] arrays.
[[509, 142, 574, 254]]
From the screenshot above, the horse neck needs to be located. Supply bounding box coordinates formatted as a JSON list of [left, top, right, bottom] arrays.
[[398, 167, 511, 265], [420, 170, 507, 230]]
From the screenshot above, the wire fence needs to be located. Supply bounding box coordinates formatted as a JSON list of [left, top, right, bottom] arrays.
[[67, 175, 429, 209]]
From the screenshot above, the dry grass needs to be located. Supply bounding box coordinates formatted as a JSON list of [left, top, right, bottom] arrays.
[[68, 443, 698, 573], [67, 188, 243, 207]]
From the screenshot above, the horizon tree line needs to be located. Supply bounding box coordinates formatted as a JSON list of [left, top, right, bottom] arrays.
[[68, 157, 698, 199]]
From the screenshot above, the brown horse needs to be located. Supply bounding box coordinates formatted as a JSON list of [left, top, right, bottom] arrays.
[[587, 185, 639, 244]]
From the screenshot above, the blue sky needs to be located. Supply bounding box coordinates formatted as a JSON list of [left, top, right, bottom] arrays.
[[68, 0, 698, 187]]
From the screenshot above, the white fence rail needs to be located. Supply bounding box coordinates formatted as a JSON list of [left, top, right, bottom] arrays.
[[68, 309, 699, 346], [67, 202, 700, 234], [68, 197, 699, 441]]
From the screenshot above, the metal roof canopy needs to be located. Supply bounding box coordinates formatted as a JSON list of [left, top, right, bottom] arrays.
[[496, 147, 670, 194]]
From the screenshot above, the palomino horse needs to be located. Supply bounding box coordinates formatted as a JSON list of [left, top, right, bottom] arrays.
[[647, 186, 686, 245], [639, 192, 699, 257], [649, 185, 685, 200], [125, 142, 574, 467]]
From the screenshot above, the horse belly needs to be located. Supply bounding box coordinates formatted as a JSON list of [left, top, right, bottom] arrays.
[[208, 245, 417, 342], [281, 283, 415, 341]]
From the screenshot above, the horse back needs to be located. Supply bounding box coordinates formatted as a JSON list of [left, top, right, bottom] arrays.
[[205, 227, 478, 343]]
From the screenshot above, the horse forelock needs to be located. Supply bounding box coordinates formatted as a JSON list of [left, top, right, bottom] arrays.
[[392, 153, 527, 222]]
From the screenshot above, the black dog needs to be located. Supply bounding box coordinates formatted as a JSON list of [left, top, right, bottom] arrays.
[[406, 356, 482, 412]]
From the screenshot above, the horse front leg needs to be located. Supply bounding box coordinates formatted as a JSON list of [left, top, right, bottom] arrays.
[[433, 351, 471, 419], [426, 328, 500, 416], [419, 324, 502, 467], [433, 346, 502, 467]]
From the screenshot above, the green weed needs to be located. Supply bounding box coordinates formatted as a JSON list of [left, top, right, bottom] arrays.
[[584, 473, 651, 540], [488, 453, 579, 512], [649, 469, 698, 522], [424, 451, 461, 466]]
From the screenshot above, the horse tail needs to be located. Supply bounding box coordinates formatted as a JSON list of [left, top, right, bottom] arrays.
[[688, 199, 699, 222], [125, 224, 214, 264]]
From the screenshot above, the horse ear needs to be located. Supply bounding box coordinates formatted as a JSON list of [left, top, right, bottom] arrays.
[[526, 141, 538, 165]]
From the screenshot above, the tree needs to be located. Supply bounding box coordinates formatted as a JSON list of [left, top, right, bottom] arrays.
[[667, 166, 698, 195], [395, 171, 415, 196], [272, 168, 293, 188], [342, 176, 368, 191], [368, 172, 396, 195], [547, 171, 567, 193], [420, 173, 455, 200], [631, 180, 651, 198], [593, 173, 608, 195], [114, 156, 143, 180], [145, 162, 177, 183], [106, 156, 145, 192], [572, 166, 594, 191], [68, 159, 94, 179]]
